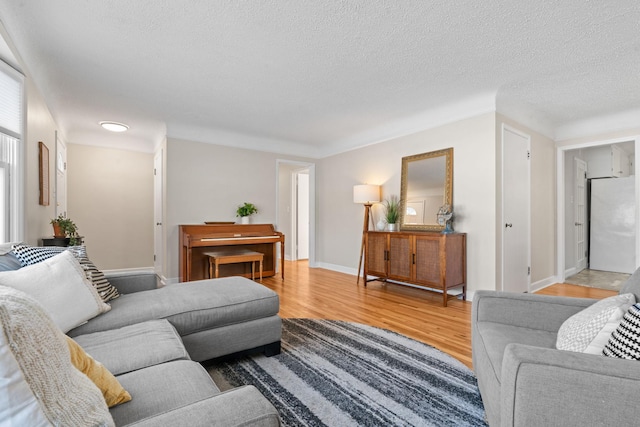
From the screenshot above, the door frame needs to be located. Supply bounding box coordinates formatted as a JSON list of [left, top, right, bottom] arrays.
[[556, 135, 640, 281], [500, 124, 531, 292], [276, 159, 316, 267], [573, 157, 588, 273], [153, 148, 164, 280]]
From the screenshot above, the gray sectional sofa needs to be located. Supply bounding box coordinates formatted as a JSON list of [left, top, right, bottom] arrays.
[[74, 273, 282, 426], [0, 247, 282, 426], [472, 274, 640, 426]]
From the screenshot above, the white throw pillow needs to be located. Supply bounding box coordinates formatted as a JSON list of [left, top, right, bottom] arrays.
[[0, 251, 110, 332], [556, 293, 636, 354], [11, 244, 120, 302], [0, 285, 114, 426]]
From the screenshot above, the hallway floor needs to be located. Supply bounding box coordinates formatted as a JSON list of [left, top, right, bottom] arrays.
[[565, 269, 630, 292]]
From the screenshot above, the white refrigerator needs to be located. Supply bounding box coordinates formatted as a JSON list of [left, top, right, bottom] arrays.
[[590, 176, 636, 274]]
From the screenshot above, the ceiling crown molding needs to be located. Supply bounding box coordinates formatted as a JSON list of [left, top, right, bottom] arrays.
[[555, 108, 640, 142], [319, 92, 497, 158], [167, 123, 323, 159]]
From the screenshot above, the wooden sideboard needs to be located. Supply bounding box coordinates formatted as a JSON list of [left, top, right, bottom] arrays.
[[364, 231, 466, 306], [179, 223, 284, 282]]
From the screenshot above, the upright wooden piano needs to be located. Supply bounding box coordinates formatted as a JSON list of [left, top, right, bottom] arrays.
[[179, 223, 285, 282]]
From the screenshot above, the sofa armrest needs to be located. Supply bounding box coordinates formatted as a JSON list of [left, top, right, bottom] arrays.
[[501, 343, 640, 426], [105, 273, 158, 294], [125, 385, 280, 427], [472, 291, 596, 332]]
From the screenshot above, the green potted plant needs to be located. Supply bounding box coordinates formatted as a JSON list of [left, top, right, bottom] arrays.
[[383, 195, 401, 231], [236, 202, 258, 224], [50, 214, 81, 245]]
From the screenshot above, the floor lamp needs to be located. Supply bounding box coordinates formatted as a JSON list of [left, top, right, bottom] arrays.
[[354, 184, 380, 284]]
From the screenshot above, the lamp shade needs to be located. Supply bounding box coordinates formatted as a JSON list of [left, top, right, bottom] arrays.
[[353, 184, 380, 204]]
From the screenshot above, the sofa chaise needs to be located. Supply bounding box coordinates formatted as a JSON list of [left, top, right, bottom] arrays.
[[0, 246, 282, 426], [472, 272, 640, 426]]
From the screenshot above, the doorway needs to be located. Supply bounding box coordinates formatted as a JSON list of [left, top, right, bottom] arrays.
[[276, 160, 316, 267], [557, 137, 639, 282]]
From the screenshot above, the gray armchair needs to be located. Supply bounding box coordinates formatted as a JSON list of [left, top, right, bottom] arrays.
[[472, 273, 640, 426]]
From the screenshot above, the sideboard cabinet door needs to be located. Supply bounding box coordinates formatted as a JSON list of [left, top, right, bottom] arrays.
[[388, 234, 412, 282], [414, 234, 441, 285], [365, 232, 388, 278]]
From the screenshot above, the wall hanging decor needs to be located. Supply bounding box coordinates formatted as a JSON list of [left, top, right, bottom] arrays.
[[39, 141, 49, 206]]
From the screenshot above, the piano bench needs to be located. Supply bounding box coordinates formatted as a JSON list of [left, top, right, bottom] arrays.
[[203, 249, 264, 282]]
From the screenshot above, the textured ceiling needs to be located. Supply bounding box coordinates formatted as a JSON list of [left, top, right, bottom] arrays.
[[0, 1, 638, 156]]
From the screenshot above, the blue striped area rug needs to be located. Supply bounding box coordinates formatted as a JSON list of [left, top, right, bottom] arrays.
[[210, 318, 487, 426]]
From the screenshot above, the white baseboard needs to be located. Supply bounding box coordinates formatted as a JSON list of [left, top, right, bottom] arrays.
[[163, 276, 180, 286], [315, 262, 358, 276], [564, 267, 577, 280], [103, 267, 155, 277], [530, 275, 561, 293]]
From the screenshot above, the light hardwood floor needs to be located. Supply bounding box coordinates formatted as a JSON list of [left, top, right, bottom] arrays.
[[261, 261, 617, 369]]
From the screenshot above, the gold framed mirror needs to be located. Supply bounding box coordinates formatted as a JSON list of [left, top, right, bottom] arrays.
[[400, 147, 453, 231]]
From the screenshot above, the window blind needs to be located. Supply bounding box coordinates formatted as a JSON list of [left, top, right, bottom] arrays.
[[0, 60, 23, 138]]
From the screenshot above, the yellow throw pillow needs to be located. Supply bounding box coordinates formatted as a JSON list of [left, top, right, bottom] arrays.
[[66, 336, 132, 407]]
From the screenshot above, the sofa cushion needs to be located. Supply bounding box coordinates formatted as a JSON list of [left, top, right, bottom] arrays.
[[68, 276, 280, 337], [73, 319, 190, 376], [476, 322, 557, 383], [604, 303, 640, 359], [556, 293, 635, 354], [0, 285, 114, 426], [11, 243, 120, 302], [125, 385, 281, 427], [0, 251, 110, 332], [110, 360, 220, 426], [0, 252, 21, 271], [66, 336, 132, 407]]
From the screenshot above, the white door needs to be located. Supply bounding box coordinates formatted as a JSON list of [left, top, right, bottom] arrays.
[[502, 126, 531, 293], [296, 171, 309, 259], [55, 132, 67, 217], [153, 149, 163, 276], [574, 158, 588, 272]]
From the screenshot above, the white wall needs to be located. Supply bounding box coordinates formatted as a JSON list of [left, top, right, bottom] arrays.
[[25, 77, 58, 245], [317, 112, 498, 293], [22, 54, 154, 272], [164, 138, 313, 280], [67, 144, 154, 269], [557, 128, 640, 148]]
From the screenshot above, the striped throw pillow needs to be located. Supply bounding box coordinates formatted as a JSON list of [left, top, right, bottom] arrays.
[[11, 244, 120, 302], [603, 303, 640, 360]]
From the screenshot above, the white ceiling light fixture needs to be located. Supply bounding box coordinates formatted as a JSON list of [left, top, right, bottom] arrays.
[[99, 121, 129, 132]]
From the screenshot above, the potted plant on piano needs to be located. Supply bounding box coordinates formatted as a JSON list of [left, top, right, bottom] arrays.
[[236, 202, 258, 224]]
